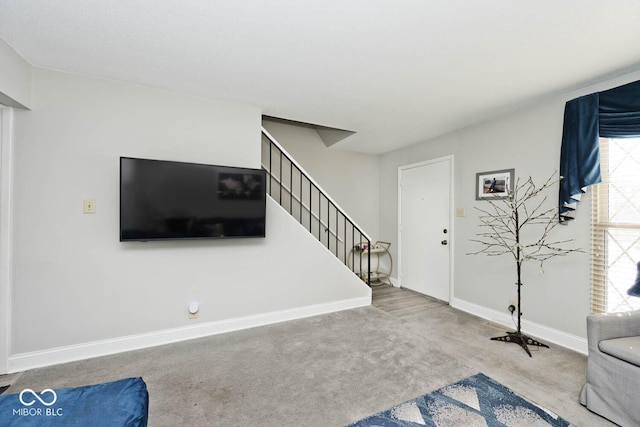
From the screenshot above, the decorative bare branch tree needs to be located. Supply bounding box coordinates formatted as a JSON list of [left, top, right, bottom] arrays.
[[469, 172, 582, 356]]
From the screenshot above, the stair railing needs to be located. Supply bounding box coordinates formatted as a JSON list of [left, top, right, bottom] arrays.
[[261, 127, 371, 285]]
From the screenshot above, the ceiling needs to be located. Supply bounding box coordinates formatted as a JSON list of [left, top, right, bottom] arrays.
[[2, 1, 640, 154]]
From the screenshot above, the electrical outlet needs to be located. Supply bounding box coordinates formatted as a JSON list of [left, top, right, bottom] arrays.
[[508, 299, 518, 314], [188, 301, 199, 319]]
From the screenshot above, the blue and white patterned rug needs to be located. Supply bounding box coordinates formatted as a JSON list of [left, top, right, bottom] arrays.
[[348, 373, 574, 426]]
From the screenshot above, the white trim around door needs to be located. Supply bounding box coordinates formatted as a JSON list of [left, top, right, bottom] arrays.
[[0, 107, 14, 374]]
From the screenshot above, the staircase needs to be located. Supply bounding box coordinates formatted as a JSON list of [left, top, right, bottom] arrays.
[[261, 127, 371, 284]]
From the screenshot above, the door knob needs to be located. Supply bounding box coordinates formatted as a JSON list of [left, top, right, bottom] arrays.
[[441, 240, 448, 245]]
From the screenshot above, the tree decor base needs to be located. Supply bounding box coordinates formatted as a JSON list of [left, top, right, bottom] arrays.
[[491, 332, 549, 357]]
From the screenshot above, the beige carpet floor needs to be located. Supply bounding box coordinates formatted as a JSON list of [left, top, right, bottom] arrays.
[[3, 285, 614, 426]]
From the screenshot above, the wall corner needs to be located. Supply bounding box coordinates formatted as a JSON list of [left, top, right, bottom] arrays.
[[0, 38, 32, 109]]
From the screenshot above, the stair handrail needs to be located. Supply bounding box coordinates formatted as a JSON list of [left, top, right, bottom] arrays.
[[262, 126, 372, 284], [267, 171, 344, 242], [262, 127, 372, 242]]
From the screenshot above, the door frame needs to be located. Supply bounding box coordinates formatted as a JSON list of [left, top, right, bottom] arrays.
[[397, 155, 454, 301], [0, 107, 13, 374]]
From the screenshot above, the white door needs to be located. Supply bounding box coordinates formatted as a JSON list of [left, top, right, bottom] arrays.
[[399, 157, 452, 301]]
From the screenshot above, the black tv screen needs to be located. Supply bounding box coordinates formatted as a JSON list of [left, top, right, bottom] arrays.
[[120, 157, 266, 241]]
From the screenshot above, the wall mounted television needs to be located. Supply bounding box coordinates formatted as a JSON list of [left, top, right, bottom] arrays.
[[120, 157, 266, 241]]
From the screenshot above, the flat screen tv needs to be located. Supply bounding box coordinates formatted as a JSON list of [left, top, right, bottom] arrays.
[[120, 157, 266, 241]]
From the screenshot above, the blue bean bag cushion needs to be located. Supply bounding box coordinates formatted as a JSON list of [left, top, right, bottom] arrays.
[[0, 377, 148, 426]]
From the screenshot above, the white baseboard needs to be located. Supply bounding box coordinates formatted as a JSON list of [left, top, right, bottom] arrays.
[[8, 296, 371, 373], [450, 297, 587, 355]]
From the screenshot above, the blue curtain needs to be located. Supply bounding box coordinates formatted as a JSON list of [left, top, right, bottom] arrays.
[[559, 79, 640, 221]]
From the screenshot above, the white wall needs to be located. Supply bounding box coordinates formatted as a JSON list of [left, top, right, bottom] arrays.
[[262, 120, 379, 239], [8, 68, 369, 370], [379, 70, 640, 347]]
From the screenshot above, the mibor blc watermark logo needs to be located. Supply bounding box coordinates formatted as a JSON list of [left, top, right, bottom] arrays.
[[12, 388, 64, 417]]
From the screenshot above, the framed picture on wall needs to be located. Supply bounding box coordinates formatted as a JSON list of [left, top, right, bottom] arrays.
[[475, 169, 514, 200]]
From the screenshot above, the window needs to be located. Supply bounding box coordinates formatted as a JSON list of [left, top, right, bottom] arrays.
[[591, 137, 640, 313]]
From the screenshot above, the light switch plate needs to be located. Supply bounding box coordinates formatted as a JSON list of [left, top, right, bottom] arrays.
[[83, 199, 96, 214]]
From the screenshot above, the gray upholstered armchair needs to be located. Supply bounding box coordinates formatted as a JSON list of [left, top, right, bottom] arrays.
[[580, 310, 640, 426]]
